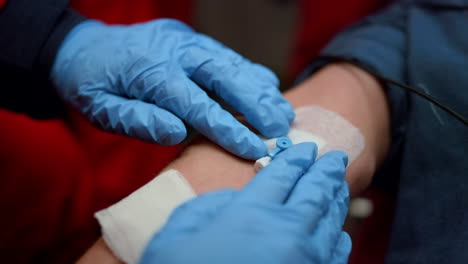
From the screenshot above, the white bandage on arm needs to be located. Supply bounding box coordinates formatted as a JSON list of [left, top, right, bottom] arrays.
[[95, 169, 196, 264], [255, 106, 365, 170]]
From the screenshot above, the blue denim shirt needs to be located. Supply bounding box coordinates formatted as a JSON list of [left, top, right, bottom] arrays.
[[302, 1, 468, 263]]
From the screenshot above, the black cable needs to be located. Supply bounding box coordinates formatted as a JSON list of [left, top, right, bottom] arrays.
[[373, 74, 468, 126], [328, 57, 468, 126]]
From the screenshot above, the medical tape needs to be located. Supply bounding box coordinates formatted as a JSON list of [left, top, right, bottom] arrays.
[[95, 169, 196, 264], [255, 105, 365, 171]]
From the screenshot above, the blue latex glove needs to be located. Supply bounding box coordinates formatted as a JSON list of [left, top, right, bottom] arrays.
[[140, 143, 351, 264], [51, 19, 294, 159]]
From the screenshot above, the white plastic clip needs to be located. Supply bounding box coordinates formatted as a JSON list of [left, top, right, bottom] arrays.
[[254, 137, 292, 171]]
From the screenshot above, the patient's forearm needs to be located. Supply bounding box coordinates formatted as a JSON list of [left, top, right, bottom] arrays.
[[77, 238, 123, 264], [166, 137, 253, 194], [172, 63, 390, 196]]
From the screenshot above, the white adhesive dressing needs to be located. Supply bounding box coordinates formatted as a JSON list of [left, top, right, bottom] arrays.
[[255, 106, 365, 171], [95, 169, 196, 264]]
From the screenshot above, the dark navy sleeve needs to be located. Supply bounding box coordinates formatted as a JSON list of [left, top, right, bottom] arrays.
[[0, 0, 86, 119], [0, 0, 86, 76], [296, 3, 411, 190]]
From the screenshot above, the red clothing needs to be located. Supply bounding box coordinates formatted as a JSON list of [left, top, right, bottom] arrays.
[[0, 109, 185, 263], [70, 0, 193, 25], [0, 1, 191, 263], [289, 0, 388, 79], [0, 0, 192, 23]]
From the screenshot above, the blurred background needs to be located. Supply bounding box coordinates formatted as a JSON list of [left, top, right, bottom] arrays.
[[196, 0, 298, 88]]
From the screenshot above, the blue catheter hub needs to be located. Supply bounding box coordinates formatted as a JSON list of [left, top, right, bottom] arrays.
[[268, 137, 293, 159]]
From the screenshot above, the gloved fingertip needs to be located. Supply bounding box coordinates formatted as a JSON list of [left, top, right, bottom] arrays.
[[240, 138, 268, 160], [324, 151, 348, 167], [276, 142, 317, 162], [336, 151, 349, 168], [342, 154, 349, 167], [215, 127, 268, 160], [287, 110, 296, 125], [340, 183, 350, 205], [154, 124, 187, 146], [299, 142, 319, 158], [278, 100, 296, 124], [255, 112, 291, 139], [260, 123, 290, 138], [240, 137, 268, 160], [329, 232, 352, 264], [339, 232, 352, 254]]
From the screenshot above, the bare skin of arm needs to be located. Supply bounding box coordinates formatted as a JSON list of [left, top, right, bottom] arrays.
[[77, 63, 391, 263]]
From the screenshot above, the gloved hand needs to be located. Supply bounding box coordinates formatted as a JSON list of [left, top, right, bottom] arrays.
[[51, 19, 294, 159], [140, 143, 351, 264]]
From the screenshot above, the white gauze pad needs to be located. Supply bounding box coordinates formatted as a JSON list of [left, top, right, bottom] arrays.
[[95, 169, 196, 264], [255, 106, 365, 171]]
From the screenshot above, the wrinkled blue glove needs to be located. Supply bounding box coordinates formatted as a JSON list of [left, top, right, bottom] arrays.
[[140, 143, 351, 264], [51, 19, 294, 159]]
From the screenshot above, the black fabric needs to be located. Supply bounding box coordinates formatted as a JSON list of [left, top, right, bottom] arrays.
[[0, 0, 85, 73], [0, 65, 66, 119], [37, 9, 86, 76], [0, 0, 86, 118]]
